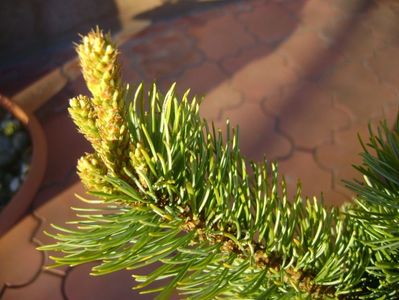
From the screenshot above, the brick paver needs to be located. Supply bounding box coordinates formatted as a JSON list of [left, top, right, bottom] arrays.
[[130, 27, 202, 80], [278, 150, 333, 204], [231, 50, 299, 102], [192, 13, 256, 61], [368, 44, 399, 88], [163, 61, 226, 95], [2, 0, 399, 299], [238, 2, 298, 45], [199, 80, 243, 121], [263, 81, 350, 149], [64, 263, 141, 300], [215, 102, 292, 162], [221, 43, 274, 75], [2, 272, 64, 300], [34, 183, 87, 252], [322, 61, 397, 122], [315, 124, 367, 200], [0, 216, 42, 288]]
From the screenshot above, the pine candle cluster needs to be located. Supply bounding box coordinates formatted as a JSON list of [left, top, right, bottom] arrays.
[[39, 29, 399, 299]]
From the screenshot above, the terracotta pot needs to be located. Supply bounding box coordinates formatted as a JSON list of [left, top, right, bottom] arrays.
[[0, 95, 47, 236]]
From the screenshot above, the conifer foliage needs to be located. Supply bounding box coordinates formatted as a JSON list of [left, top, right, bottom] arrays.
[[39, 29, 399, 299]]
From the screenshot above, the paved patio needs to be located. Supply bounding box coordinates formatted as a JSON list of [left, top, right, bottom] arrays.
[[1, 0, 399, 299]]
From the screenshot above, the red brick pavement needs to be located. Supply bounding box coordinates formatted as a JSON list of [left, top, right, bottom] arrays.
[[2, 0, 399, 299]]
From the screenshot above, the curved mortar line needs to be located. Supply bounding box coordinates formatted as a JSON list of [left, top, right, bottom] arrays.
[[362, 55, 384, 85], [213, 80, 246, 122], [294, 145, 317, 154], [142, 24, 208, 89], [205, 9, 257, 75], [280, 0, 372, 87], [156, 26, 207, 83], [262, 92, 322, 155], [229, 0, 254, 18], [311, 142, 337, 195], [228, 4, 263, 51], [188, 1, 229, 20], [181, 11, 260, 75], [275, 0, 303, 23], [0, 284, 5, 298], [34, 209, 69, 298], [61, 268, 72, 300], [332, 172, 349, 194], [317, 28, 338, 49], [218, 95, 294, 162], [271, 116, 296, 161], [277, 49, 303, 81], [293, 146, 338, 204], [331, 165, 357, 202], [30, 214, 68, 276], [321, 95, 352, 149], [313, 140, 337, 173], [315, 4, 359, 47], [214, 59, 232, 78], [242, 3, 304, 49], [158, 52, 206, 93], [216, 35, 274, 77], [259, 97, 295, 162], [32, 167, 77, 212], [31, 212, 67, 278], [346, 58, 394, 121], [260, 78, 349, 158], [382, 80, 399, 100], [216, 13, 271, 77], [317, 54, 353, 85], [383, 102, 399, 124], [234, 7, 262, 46], [361, 16, 397, 54], [310, 146, 335, 178], [364, 49, 399, 101], [331, 186, 353, 202], [288, 27, 342, 83], [31, 213, 44, 245], [2, 214, 45, 290], [330, 95, 357, 136], [313, 96, 352, 176], [120, 24, 177, 82]]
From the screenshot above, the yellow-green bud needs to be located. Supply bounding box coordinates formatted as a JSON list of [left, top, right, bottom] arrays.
[[77, 153, 113, 194], [68, 95, 99, 145]]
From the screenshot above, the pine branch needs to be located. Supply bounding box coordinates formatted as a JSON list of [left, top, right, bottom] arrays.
[[38, 29, 397, 299], [346, 117, 399, 298]]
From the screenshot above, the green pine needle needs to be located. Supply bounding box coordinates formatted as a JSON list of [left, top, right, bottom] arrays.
[[38, 29, 399, 299]]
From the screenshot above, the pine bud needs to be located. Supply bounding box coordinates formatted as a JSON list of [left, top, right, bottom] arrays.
[[68, 95, 100, 146], [77, 153, 113, 193]]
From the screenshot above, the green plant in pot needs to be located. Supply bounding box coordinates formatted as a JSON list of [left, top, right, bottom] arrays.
[[0, 106, 31, 209], [0, 95, 46, 236], [39, 29, 399, 299]]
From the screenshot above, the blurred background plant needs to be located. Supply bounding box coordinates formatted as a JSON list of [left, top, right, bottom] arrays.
[[0, 107, 31, 210]]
